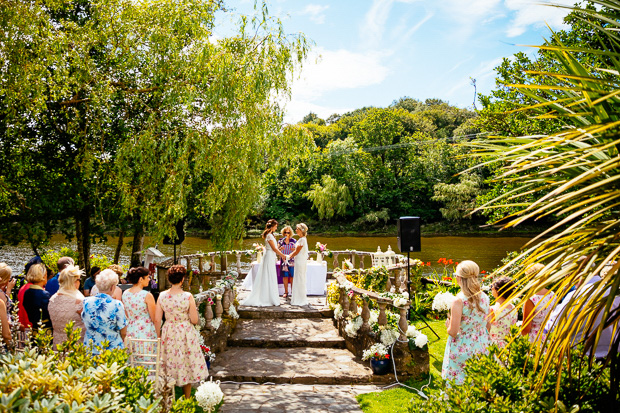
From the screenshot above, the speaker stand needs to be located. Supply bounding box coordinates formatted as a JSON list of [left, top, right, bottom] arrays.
[[407, 250, 440, 340]]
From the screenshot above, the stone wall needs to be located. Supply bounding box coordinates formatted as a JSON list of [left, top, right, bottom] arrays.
[[200, 317, 238, 354]]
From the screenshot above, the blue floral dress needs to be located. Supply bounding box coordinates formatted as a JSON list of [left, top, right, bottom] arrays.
[[81, 293, 128, 354], [442, 291, 490, 385]]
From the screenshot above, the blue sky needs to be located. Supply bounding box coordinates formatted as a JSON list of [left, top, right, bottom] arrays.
[[215, 1, 574, 123]]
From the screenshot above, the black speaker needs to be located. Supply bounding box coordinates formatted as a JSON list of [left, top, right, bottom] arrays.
[[397, 216, 421, 252], [163, 220, 185, 245]]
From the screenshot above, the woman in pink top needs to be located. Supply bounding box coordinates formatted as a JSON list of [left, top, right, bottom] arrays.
[[522, 263, 557, 343], [487, 277, 517, 347], [49, 265, 85, 346]]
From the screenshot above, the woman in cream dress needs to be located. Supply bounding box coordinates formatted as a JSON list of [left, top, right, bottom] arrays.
[[289, 223, 309, 306]]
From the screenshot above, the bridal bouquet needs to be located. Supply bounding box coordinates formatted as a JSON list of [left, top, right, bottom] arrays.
[[432, 291, 456, 312], [252, 243, 264, 253], [195, 379, 224, 412]]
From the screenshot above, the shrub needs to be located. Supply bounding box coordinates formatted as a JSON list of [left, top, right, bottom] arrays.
[[41, 247, 79, 272], [0, 324, 160, 412], [409, 330, 614, 413], [171, 397, 200, 413]]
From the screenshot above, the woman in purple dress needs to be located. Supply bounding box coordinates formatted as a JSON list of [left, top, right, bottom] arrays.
[[278, 226, 296, 299]]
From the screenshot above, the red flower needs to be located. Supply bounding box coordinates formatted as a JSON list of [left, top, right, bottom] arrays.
[[481, 270, 486, 274], [385, 354, 390, 359], [426, 262, 431, 266], [455, 262, 459, 266], [375, 352, 378, 357], [448, 259, 453, 264], [437, 258, 444, 264]]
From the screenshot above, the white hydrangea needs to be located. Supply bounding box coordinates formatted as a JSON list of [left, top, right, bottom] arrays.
[[211, 317, 222, 331], [341, 280, 355, 290], [362, 343, 389, 361], [432, 292, 456, 312], [406, 325, 420, 339], [402, 291, 409, 299], [195, 380, 224, 412], [368, 309, 379, 327], [228, 305, 239, 319], [333, 304, 343, 320], [199, 315, 207, 329], [393, 296, 408, 307], [380, 328, 399, 346], [414, 333, 428, 348], [344, 316, 363, 337]]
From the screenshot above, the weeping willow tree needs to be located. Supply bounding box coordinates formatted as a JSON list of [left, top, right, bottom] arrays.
[[0, 0, 310, 269], [472, 0, 620, 400]]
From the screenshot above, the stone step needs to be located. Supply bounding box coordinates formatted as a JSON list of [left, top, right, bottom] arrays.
[[228, 319, 345, 349], [238, 305, 333, 320], [209, 347, 394, 385]]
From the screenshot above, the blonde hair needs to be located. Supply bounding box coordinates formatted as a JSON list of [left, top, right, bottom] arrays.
[[280, 225, 293, 237], [296, 223, 308, 236], [0, 263, 12, 285], [106, 264, 124, 277], [525, 263, 545, 277], [455, 260, 484, 314], [59, 265, 84, 293], [95, 269, 119, 292], [26, 263, 47, 284]]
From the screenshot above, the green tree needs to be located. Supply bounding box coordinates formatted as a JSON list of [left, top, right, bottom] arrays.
[[0, 0, 309, 267], [304, 175, 353, 220]]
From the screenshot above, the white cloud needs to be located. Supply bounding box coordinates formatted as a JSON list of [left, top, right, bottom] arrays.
[[300, 4, 330, 25], [361, 0, 421, 48], [291, 48, 390, 101], [504, 0, 572, 37]]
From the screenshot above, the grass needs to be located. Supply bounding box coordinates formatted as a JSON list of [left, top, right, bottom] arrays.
[[356, 319, 447, 413]]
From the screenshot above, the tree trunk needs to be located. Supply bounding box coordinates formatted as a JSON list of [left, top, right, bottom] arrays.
[[113, 228, 125, 264], [75, 208, 91, 274], [130, 223, 144, 268]]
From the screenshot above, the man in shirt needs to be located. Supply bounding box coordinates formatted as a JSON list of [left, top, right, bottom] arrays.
[[45, 256, 74, 296]]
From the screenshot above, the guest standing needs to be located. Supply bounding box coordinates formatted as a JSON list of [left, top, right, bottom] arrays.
[[289, 223, 309, 307], [48, 265, 85, 347], [278, 226, 297, 299], [155, 265, 208, 399], [18, 256, 44, 329], [442, 260, 490, 385], [23, 263, 53, 331], [81, 269, 127, 353], [0, 299, 10, 348], [521, 263, 556, 342], [123, 267, 157, 361], [45, 256, 74, 296], [0, 263, 15, 318], [487, 277, 517, 347], [90, 265, 123, 300], [83, 266, 100, 297]]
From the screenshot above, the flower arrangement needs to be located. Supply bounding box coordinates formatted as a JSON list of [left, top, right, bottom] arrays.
[[393, 292, 409, 308], [253, 243, 264, 253], [211, 317, 222, 331], [432, 291, 456, 312], [362, 343, 390, 361], [343, 259, 354, 270], [228, 304, 239, 319], [344, 315, 363, 337], [406, 325, 429, 348], [200, 345, 216, 363], [195, 379, 224, 412], [380, 327, 399, 346], [333, 304, 344, 320], [315, 242, 333, 258]]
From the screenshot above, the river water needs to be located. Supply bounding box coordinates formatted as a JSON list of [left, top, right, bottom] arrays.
[[0, 234, 530, 275]]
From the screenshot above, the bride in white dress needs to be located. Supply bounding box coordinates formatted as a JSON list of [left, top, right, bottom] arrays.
[[289, 223, 309, 306], [242, 219, 287, 307]]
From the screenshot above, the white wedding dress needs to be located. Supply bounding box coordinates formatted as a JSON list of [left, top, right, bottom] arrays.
[[242, 233, 280, 307], [290, 236, 309, 306]]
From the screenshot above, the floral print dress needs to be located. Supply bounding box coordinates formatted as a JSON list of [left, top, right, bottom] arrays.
[[489, 302, 516, 348], [123, 289, 157, 362], [528, 292, 556, 343], [81, 293, 127, 354], [442, 291, 490, 385], [159, 291, 208, 386]]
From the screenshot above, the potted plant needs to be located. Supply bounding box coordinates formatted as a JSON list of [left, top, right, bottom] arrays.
[[362, 343, 391, 375], [201, 345, 216, 369]]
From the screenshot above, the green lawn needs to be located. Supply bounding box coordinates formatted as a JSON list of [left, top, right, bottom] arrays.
[[356, 319, 447, 413]]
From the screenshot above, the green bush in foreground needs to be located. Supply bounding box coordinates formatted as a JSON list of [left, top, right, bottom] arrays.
[[409, 332, 613, 413], [0, 325, 160, 412]]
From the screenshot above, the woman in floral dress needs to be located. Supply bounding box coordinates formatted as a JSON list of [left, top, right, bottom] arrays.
[[488, 277, 517, 347], [442, 260, 490, 385], [49, 265, 85, 347], [123, 267, 157, 362], [155, 264, 207, 399], [522, 263, 557, 343]]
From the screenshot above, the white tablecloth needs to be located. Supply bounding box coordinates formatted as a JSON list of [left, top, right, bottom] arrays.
[[242, 261, 327, 295]]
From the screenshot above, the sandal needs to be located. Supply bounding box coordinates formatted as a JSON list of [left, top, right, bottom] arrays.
[[283, 293, 288, 299]]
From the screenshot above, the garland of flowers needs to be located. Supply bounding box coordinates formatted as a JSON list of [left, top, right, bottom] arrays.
[[362, 343, 389, 361], [228, 305, 239, 320], [333, 304, 344, 320], [211, 317, 222, 331], [380, 327, 399, 346]]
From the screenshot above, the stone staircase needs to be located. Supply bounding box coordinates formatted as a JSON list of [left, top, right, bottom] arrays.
[[210, 290, 386, 412]]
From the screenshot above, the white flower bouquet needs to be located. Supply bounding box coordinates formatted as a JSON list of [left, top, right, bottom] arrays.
[[380, 327, 399, 346], [211, 317, 222, 331], [432, 291, 456, 312], [405, 325, 428, 348], [344, 315, 363, 337], [195, 379, 224, 412], [362, 343, 390, 361], [333, 304, 344, 320], [228, 304, 239, 319]]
